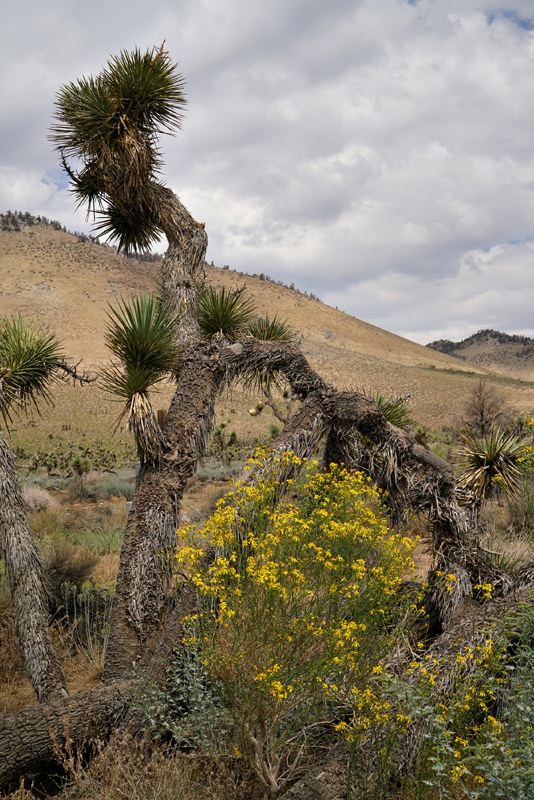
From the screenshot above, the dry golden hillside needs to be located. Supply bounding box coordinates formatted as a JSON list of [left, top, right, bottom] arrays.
[[1, 218, 534, 451]]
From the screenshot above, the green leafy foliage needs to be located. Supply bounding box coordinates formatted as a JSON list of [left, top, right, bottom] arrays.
[[456, 426, 524, 499], [0, 315, 64, 426], [133, 652, 233, 751], [198, 286, 256, 342]]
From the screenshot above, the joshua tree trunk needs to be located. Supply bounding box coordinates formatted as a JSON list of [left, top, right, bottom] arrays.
[[0, 433, 67, 703], [147, 185, 209, 345]]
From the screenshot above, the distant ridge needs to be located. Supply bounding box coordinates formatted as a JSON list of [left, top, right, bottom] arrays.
[[426, 329, 534, 381]]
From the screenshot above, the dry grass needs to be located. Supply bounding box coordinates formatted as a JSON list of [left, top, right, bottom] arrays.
[[0, 494, 127, 712], [46, 735, 263, 800], [0, 613, 29, 714], [22, 484, 59, 512]]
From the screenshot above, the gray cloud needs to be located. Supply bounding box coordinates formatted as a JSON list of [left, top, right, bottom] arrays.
[[2, 0, 534, 343]]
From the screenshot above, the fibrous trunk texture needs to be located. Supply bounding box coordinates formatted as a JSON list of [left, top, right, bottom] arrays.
[[0, 433, 67, 703], [157, 187, 208, 345], [103, 342, 224, 679], [0, 681, 133, 789]]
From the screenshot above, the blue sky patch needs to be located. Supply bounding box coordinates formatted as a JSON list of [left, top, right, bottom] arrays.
[[487, 9, 534, 30]]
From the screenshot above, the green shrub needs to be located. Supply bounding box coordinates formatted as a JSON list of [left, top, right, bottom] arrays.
[[90, 475, 135, 501], [133, 651, 233, 751], [172, 453, 416, 797], [409, 607, 534, 800], [44, 538, 99, 615]]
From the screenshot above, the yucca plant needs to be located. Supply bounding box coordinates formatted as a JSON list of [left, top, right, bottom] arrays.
[[50, 45, 186, 254], [456, 426, 524, 500], [101, 293, 181, 462], [246, 313, 296, 342], [51, 46, 208, 343], [198, 286, 256, 342], [0, 315, 69, 702], [238, 314, 297, 401], [0, 315, 64, 425], [363, 389, 412, 430]]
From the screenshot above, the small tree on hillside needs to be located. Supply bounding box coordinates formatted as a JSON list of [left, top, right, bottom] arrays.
[[462, 379, 513, 438]]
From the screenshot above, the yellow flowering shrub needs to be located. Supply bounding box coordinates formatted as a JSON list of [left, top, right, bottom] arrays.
[[175, 452, 417, 796]]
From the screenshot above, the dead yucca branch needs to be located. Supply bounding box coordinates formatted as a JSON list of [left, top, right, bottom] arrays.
[[127, 392, 165, 464]]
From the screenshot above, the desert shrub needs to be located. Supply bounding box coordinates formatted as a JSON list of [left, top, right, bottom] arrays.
[[30, 500, 127, 544], [89, 474, 135, 501], [77, 526, 125, 554], [430, 443, 449, 462], [133, 651, 233, 751], [58, 581, 115, 677], [172, 453, 416, 797], [22, 483, 59, 512], [43, 538, 99, 615], [338, 603, 534, 800], [268, 423, 279, 439], [405, 606, 534, 800], [461, 379, 514, 439], [195, 459, 245, 483], [506, 436, 534, 536]]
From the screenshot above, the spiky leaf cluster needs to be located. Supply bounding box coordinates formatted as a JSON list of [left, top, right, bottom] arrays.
[[198, 286, 256, 342], [50, 45, 186, 253], [456, 426, 524, 499], [0, 316, 64, 425], [101, 293, 181, 460], [362, 389, 412, 431], [246, 313, 296, 342]]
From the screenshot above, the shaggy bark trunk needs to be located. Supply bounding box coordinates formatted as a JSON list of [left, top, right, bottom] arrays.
[[157, 186, 208, 345], [103, 342, 225, 679], [0, 681, 133, 790], [0, 433, 67, 703]]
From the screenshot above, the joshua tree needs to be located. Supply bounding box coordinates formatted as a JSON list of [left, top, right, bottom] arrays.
[[3, 45, 534, 789], [50, 44, 207, 344], [0, 316, 68, 702]]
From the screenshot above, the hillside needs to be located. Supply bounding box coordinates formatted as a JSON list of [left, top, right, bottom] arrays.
[[1, 213, 534, 451], [427, 329, 534, 382]]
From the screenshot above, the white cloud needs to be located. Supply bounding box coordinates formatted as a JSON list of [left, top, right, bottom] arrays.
[[2, 0, 534, 343]]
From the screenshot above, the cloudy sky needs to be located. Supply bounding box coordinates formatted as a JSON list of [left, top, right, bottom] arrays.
[[2, 0, 534, 345]]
